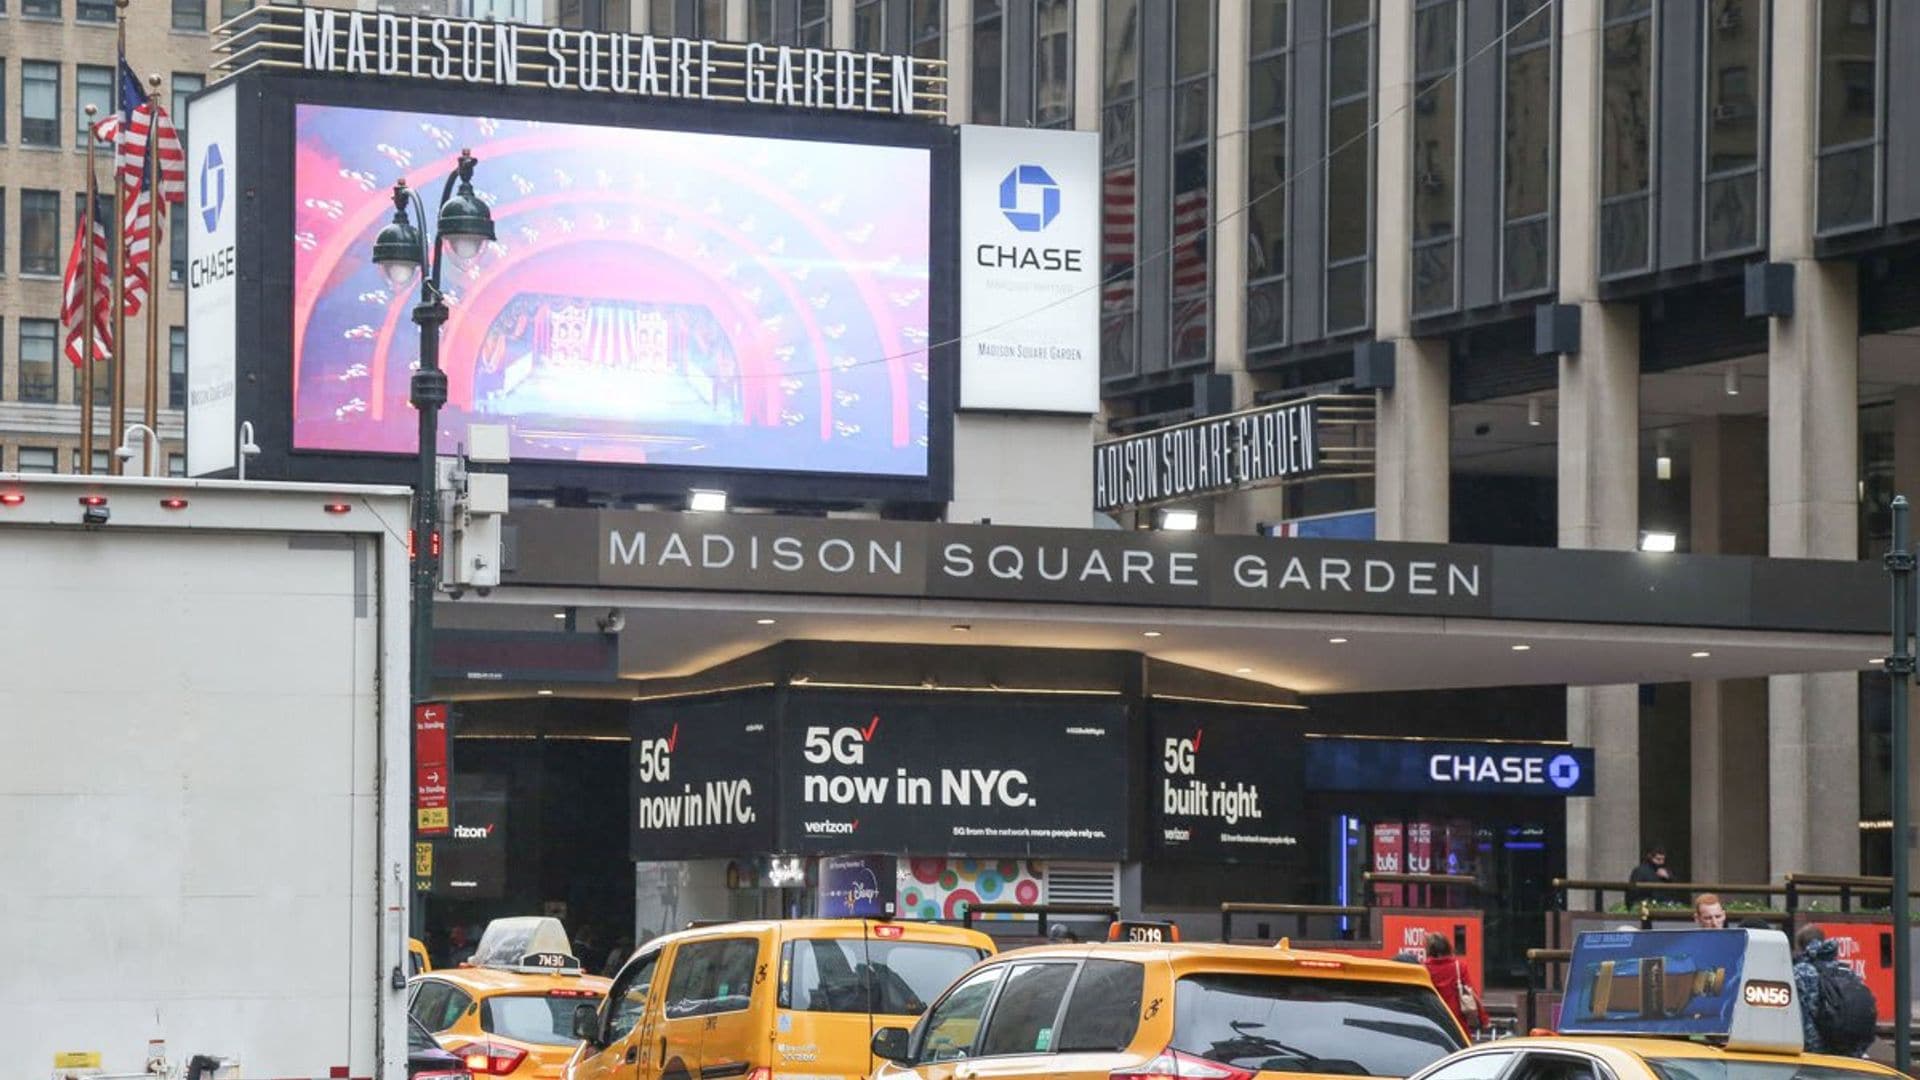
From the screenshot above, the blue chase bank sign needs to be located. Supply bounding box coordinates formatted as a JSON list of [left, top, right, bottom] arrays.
[[1304, 737, 1596, 797]]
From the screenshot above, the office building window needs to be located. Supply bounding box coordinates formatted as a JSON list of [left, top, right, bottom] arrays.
[[221, 0, 254, 19], [173, 0, 204, 30], [1324, 0, 1374, 335], [748, 0, 825, 46], [19, 319, 57, 403], [168, 453, 186, 478], [1599, 0, 1654, 277], [973, 0, 1003, 123], [17, 448, 57, 474], [21, 190, 59, 275], [171, 209, 189, 284], [21, 0, 57, 16], [172, 73, 205, 136], [910, 0, 943, 59], [855, 0, 885, 50], [0, 61, 8, 143], [77, 65, 113, 146], [558, 0, 632, 30], [1502, 0, 1555, 296], [1702, 0, 1764, 256], [1816, 0, 1881, 233], [1100, 0, 1139, 381], [77, 0, 113, 20], [1034, 0, 1074, 128], [748, 0, 774, 39], [798, 0, 827, 46], [1411, 0, 1459, 315], [170, 327, 188, 408], [1246, 1, 1289, 352], [70, 449, 110, 473], [1169, 0, 1211, 365], [22, 60, 61, 147]]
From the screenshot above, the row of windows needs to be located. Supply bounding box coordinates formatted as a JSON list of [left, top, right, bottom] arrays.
[[14, 447, 186, 475], [4, 0, 245, 29], [0, 186, 194, 286], [1, 316, 187, 408], [1, 59, 204, 151]]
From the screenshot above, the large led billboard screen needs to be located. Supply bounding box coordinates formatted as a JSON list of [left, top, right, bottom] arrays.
[[291, 103, 933, 478]]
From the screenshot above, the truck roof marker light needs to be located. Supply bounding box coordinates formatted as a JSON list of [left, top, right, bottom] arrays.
[[160, 498, 189, 511], [0, 493, 23, 507], [79, 495, 108, 507], [323, 502, 352, 514]]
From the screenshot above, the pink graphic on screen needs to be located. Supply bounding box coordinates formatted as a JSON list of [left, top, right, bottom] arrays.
[[292, 104, 932, 476]]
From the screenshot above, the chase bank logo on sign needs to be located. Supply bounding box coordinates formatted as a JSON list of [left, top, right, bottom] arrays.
[[1429, 753, 1557, 786], [1547, 752, 1582, 791], [199, 143, 227, 233], [999, 163, 1060, 232]]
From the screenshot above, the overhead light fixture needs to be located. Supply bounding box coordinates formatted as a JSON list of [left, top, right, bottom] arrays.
[[1527, 396, 1542, 427], [537, 688, 554, 696], [1328, 637, 1349, 644], [1872, 658, 1887, 666], [688, 488, 728, 512], [1511, 644, 1532, 652], [1654, 431, 1672, 481], [1235, 667, 1253, 674], [755, 617, 776, 626], [1142, 630, 1163, 638], [950, 623, 972, 632], [1691, 651, 1712, 658], [553, 611, 567, 620], [1157, 508, 1200, 531], [1640, 530, 1678, 553], [1724, 368, 1740, 396]]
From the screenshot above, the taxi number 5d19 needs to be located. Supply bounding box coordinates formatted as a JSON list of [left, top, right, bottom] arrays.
[[1118, 922, 1168, 943]]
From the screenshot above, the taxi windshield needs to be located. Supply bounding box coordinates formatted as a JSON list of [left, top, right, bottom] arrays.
[[1648, 1061, 1890, 1080], [1173, 973, 1465, 1077], [482, 992, 602, 1046], [784, 938, 986, 1016]]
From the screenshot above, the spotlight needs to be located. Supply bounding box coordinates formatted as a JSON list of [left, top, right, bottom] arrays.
[[1640, 531, 1677, 553]]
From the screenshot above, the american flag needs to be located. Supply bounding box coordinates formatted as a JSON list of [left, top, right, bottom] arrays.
[[101, 59, 186, 319], [61, 198, 114, 368], [1102, 166, 1135, 309], [1170, 150, 1210, 357]]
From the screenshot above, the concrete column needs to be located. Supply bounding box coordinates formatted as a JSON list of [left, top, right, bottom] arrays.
[[945, 0, 973, 125], [1213, 0, 1250, 397], [832, 0, 854, 49], [725, 0, 746, 40], [1689, 415, 1767, 557], [1765, 0, 1861, 878], [1367, 0, 1450, 544], [1073, 0, 1100, 133], [1555, 0, 1641, 875]]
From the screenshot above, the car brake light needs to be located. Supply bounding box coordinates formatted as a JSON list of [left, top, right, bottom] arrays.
[[549, 988, 600, 998], [1112, 1050, 1255, 1080], [872, 923, 905, 939], [410, 1071, 470, 1080], [1295, 957, 1344, 970], [448, 1042, 529, 1076]]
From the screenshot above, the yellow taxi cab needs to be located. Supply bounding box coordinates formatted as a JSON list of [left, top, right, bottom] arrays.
[[411, 937, 433, 975], [869, 921, 1470, 1080], [410, 917, 612, 1079], [567, 918, 996, 1080], [1401, 927, 1902, 1080]]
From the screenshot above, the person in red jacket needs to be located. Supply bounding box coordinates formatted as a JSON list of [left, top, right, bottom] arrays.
[[1421, 932, 1481, 1038]]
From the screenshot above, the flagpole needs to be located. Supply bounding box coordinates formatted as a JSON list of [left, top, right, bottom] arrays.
[[142, 73, 163, 465], [81, 105, 99, 476], [108, 7, 129, 474]]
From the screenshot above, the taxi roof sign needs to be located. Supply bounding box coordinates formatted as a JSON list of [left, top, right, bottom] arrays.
[[470, 916, 583, 974], [1559, 928, 1802, 1054]]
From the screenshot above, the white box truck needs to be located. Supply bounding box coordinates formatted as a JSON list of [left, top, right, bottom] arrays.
[[0, 474, 416, 1079]]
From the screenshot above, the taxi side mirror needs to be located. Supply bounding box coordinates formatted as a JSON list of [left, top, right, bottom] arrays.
[[572, 1002, 601, 1044], [871, 1026, 912, 1064]]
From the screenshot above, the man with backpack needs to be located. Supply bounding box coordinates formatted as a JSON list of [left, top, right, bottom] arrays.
[[1793, 925, 1879, 1057]]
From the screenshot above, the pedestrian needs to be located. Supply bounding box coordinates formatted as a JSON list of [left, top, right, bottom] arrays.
[[1625, 846, 1672, 908], [603, 934, 634, 977], [1421, 933, 1482, 1038], [1692, 893, 1727, 929], [1793, 926, 1878, 1057]]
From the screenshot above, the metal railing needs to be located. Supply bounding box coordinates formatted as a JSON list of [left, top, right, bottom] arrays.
[[1219, 902, 1371, 943]]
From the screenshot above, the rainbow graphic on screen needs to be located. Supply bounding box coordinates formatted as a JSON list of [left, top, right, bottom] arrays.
[[898, 858, 1044, 920], [292, 104, 932, 477]]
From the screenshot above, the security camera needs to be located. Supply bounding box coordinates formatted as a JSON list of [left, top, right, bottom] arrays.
[[81, 503, 110, 527], [597, 610, 626, 634], [113, 445, 136, 463]]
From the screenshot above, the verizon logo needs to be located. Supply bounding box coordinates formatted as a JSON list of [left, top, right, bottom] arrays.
[[453, 824, 495, 839], [804, 820, 859, 835]]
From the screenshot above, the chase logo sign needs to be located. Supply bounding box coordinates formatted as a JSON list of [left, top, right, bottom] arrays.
[[1304, 737, 1596, 797], [999, 164, 1060, 232], [199, 143, 226, 233]]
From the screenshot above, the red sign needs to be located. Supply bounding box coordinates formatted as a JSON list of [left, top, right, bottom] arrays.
[[1813, 921, 1895, 1023], [1319, 911, 1486, 1001], [414, 702, 451, 836]]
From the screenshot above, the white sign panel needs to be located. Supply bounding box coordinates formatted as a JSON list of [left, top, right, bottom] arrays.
[[959, 126, 1100, 413], [186, 83, 238, 476]]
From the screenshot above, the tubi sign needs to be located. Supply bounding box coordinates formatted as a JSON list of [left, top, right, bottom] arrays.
[[1304, 737, 1596, 797]]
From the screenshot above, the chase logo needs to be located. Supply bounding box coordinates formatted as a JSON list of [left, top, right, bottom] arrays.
[[199, 143, 226, 233], [998, 163, 1060, 232], [1547, 753, 1582, 791]]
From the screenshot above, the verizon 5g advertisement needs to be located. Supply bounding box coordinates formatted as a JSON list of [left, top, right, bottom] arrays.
[[1149, 704, 1308, 865], [959, 125, 1100, 413], [630, 695, 776, 860]]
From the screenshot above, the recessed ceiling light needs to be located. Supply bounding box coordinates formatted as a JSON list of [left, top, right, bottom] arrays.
[[1691, 650, 1711, 659], [1328, 637, 1348, 644], [756, 617, 776, 625], [1142, 630, 1162, 638], [950, 623, 972, 632], [537, 688, 554, 696], [1871, 658, 1887, 665], [1235, 667, 1253, 674], [1511, 644, 1532, 652], [552, 611, 567, 620]]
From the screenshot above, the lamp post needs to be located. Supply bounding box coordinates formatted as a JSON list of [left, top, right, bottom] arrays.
[[369, 149, 495, 707], [115, 422, 164, 477]]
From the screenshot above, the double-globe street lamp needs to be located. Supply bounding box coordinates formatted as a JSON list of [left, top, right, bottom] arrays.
[[368, 149, 495, 707]]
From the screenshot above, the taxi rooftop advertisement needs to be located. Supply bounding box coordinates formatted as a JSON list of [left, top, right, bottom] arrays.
[[186, 4, 958, 504], [1560, 928, 1804, 1052]]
